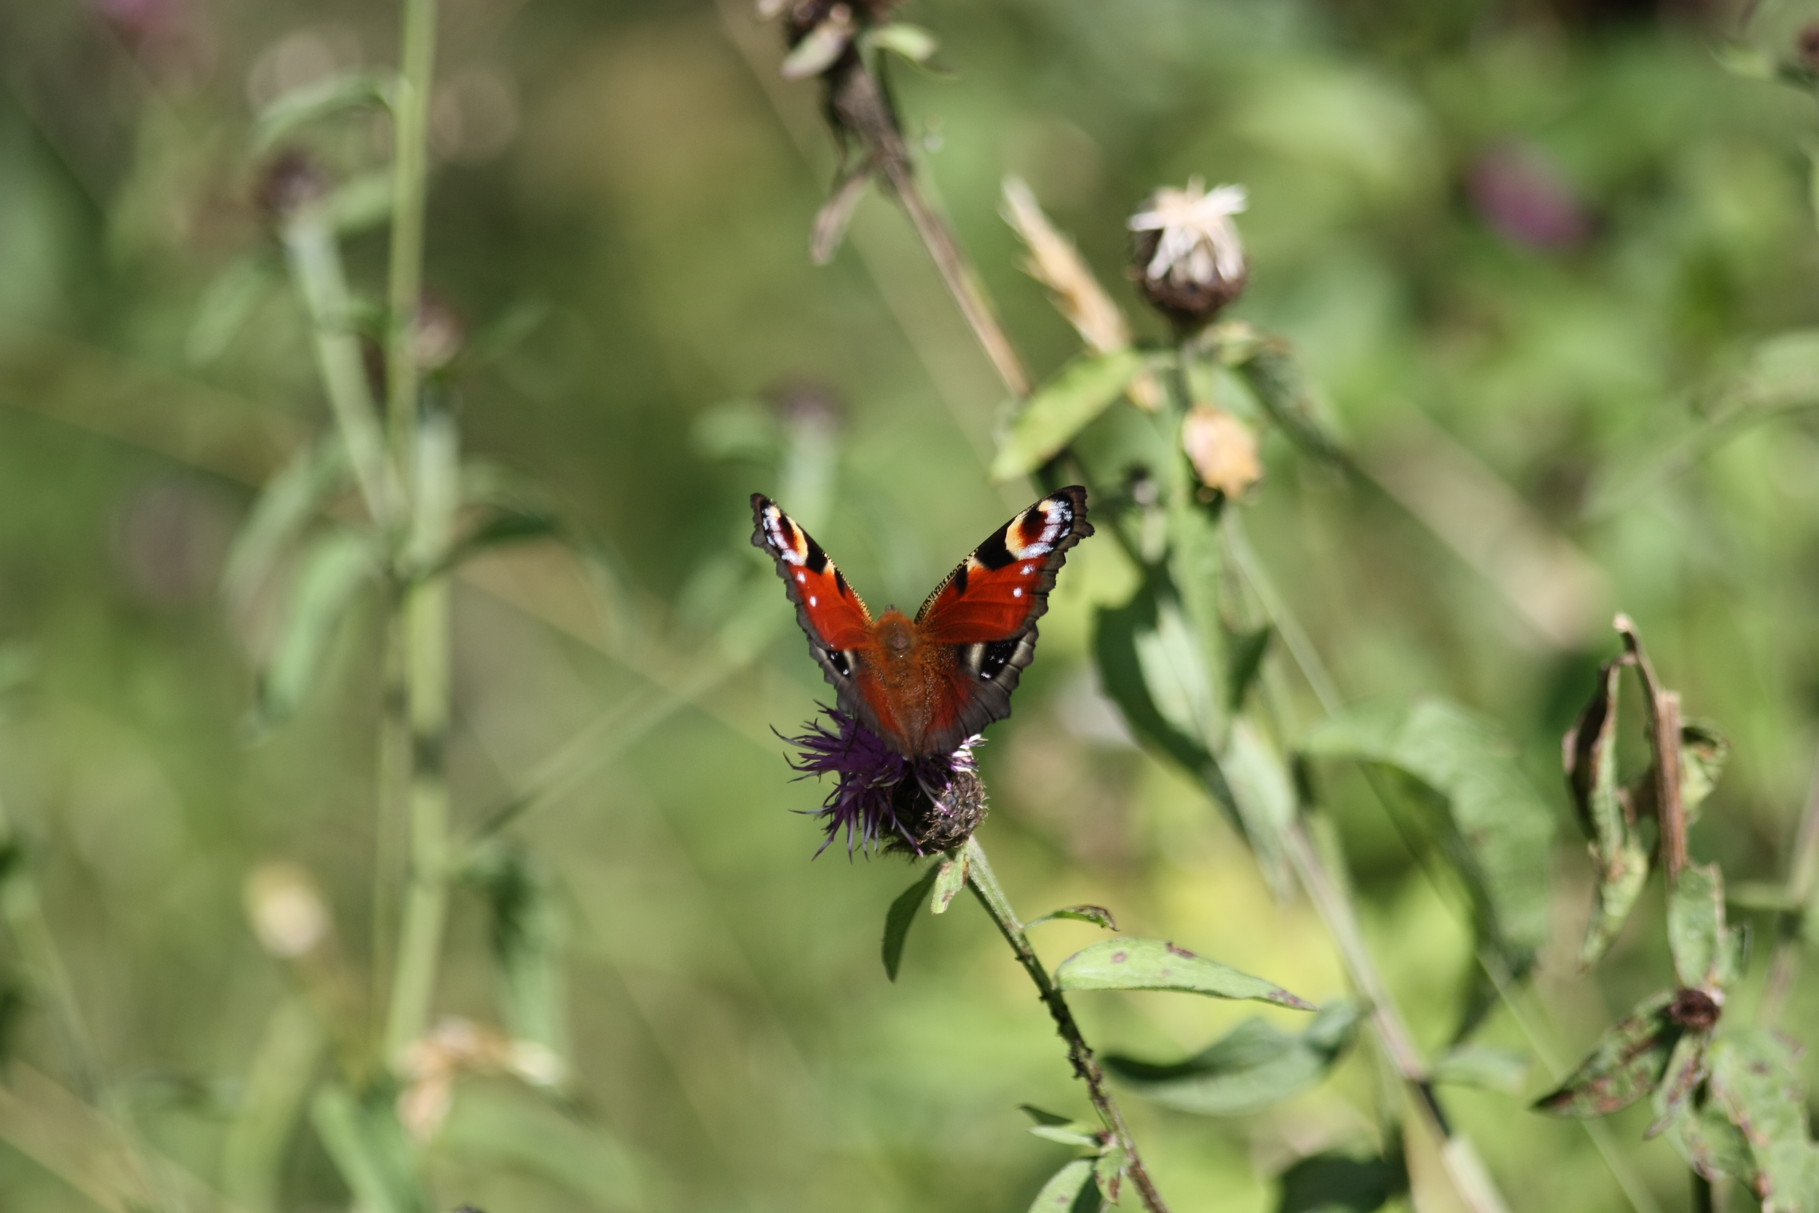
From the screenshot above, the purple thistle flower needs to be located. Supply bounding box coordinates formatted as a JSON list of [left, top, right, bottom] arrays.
[[780, 706, 987, 857]]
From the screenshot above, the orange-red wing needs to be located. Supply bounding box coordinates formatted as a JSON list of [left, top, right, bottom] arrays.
[[909, 486, 1092, 754], [751, 494, 887, 731]]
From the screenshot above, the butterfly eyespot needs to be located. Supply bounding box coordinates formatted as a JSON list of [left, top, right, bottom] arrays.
[[1021, 564, 1034, 575], [1013, 587, 1023, 598], [795, 571, 806, 582], [809, 595, 817, 606]]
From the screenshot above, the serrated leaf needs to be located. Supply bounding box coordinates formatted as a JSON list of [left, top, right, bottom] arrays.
[[1431, 1044, 1530, 1094], [882, 865, 940, 981], [1533, 990, 1680, 1118], [255, 527, 379, 729], [1302, 698, 1555, 978], [1105, 1001, 1359, 1115], [992, 349, 1146, 481], [1669, 863, 1729, 990], [1275, 1150, 1401, 1213], [311, 1084, 427, 1213], [931, 853, 967, 914], [1028, 1157, 1103, 1213], [254, 70, 393, 150], [1054, 938, 1313, 1009], [1095, 1140, 1128, 1205], [1028, 905, 1118, 931]]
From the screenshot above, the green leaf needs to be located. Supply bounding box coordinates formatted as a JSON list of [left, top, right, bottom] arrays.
[[1095, 575, 1293, 886], [1302, 698, 1556, 978], [1019, 1105, 1100, 1148], [1431, 1044, 1530, 1094], [187, 251, 278, 365], [254, 70, 394, 150], [1275, 1151, 1401, 1213], [1646, 1031, 1712, 1140], [222, 437, 352, 616], [931, 852, 967, 914], [1105, 1001, 1360, 1115], [1093, 575, 1223, 763], [1678, 721, 1730, 819], [1706, 1029, 1819, 1212], [882, 866, 941, 981], [1532, 990, 1680, 1118], [310, 1084, 427, 1213], [325, 169, 396, 236], [466, 844, 569, 1058], [1028, 905, 1119, 932], [1229, 341, 1344, 464], [1668, 863, 1729, 990], [255, 527, 379, 729], [1028, 1158, 1103, 1213], [1054, 938, 1314, 1009], [426, 507, 565, 580], [864, 22, 939, 64], [1094, 1139, 1128, 1205], [992, 349, 1146, 481], [1226, 623, 1272, 714]]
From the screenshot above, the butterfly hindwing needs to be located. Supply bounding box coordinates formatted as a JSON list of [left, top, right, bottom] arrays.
[[750, 494, 886, 730], [911, 486, 1092, 754]]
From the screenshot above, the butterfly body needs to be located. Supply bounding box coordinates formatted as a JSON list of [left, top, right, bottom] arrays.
[[752, 488, 1092, 757]]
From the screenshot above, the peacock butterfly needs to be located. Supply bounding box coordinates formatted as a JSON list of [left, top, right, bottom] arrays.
[[751, 487, 1092, 758]]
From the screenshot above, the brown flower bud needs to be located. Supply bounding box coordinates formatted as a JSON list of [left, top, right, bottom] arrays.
[[1182, 405, 1262, 501]]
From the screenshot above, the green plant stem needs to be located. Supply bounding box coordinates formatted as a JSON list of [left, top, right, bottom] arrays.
[[385, 0, 437, 459], [278, 212, 400, 524], [378, 0, 452, 1066], [961, 838, 1171, 1213], [383, 409, 459, 1061], [1762, 753, 1819, 1027]]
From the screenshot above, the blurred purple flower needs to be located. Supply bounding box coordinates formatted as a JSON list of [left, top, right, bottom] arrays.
[[1468, 141, 1593, 251], [781, 707, 982, 857]]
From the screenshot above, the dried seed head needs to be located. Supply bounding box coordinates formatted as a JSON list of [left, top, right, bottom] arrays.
[[890, 763, 988, 855], [1128, 179, 1249, 332]]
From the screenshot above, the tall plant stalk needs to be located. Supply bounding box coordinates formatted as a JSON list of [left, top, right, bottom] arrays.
[[379, 0, 454, 1065], [963, 839, 1172, 1213]]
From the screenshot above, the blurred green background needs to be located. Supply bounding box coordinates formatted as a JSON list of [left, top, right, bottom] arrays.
[[3, 0, 1819, 1209]]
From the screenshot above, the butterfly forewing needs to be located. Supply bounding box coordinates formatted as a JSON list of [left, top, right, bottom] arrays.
[[750, 494, 883, 722], [911, 486, 1092, 755]]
